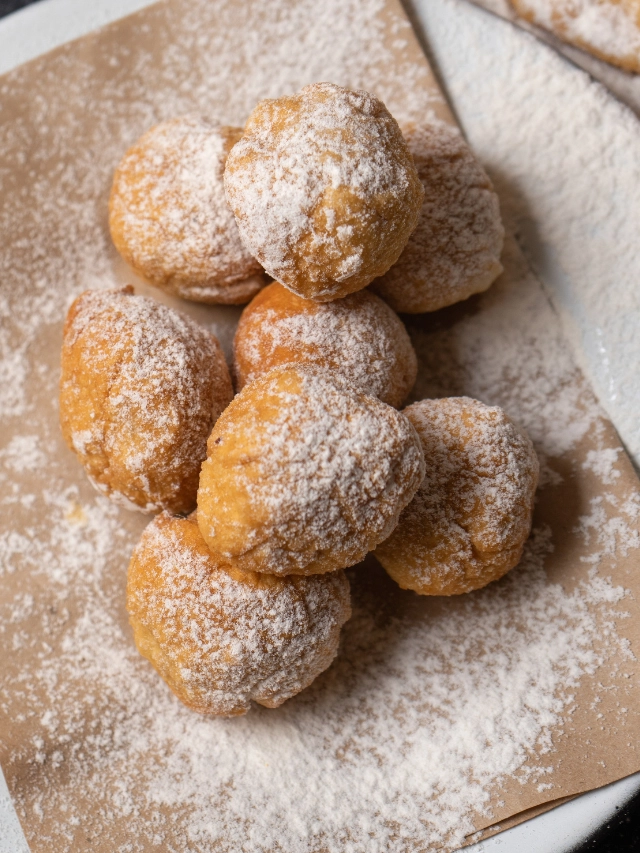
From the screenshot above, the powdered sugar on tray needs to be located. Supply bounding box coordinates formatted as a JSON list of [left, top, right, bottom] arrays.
[[0, 483, 632, 852], [420, 0, 640, 468], [1, 0, 640, 851]]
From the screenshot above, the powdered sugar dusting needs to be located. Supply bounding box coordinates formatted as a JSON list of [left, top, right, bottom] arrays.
[[407, 234, 601, 479], [422, 0, 640, 467], [583, 447, 622, 486], [1, 0, 639, 849], [576, 487, 640, 562], [0, 435, 46, 474], [198, 366, 425, 576]]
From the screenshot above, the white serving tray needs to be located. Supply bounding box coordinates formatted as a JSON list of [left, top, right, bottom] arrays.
[[0, 0, 638, 850]]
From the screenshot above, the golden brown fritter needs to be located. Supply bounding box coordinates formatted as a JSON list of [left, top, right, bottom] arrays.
[[375, 397, 539, 595], [197, 365, 425, 576], [60, 287, 233, 513], [127, 511, 351, 716], [233, 281, 417, 407], [224, 83, 424, 301], [109, 117, 265, 304], [371, 121, 504, 314]]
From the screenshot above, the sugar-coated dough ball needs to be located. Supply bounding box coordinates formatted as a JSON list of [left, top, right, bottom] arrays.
[[224, 82, 424, 302], [233, 282, 417, 408], [127, 512, 351, 716], [60, 287, 233, 513], [375, 397, 539, 595], [510, 0, 640, 73], [109, 117, 265, 304], [370, 122, 504, 314], [197, 365, 425, 576]]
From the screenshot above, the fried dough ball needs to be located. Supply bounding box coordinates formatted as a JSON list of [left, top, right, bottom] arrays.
[[224, 82, 424, 302], [509, 0, 640, 73], [233, 282, 417, 408], [60, 287, 233, 513], [197, 365, 425, 576], [109, 117, 265, 304], [127, 512, 351, 716], [370, 122, 504, 314], [375, 397, 539, 595]]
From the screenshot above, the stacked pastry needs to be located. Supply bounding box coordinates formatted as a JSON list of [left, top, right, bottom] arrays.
[[60, 83, 538, 717]]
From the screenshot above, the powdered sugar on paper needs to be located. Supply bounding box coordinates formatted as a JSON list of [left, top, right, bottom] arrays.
[[1, 0, 639, 851]]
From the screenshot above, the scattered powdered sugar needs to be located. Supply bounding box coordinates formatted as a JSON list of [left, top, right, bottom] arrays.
[[0, 341, 30, 420], [110, 116, 263, 301], [127, 513, 351, 715], [422, 0, 640, 467], [583, 447, 622, 486], [470, 0, 640, 116], [370, 120, 504, 313], [0, 0, 639, 850], [0, 493, 630, 852], [0, 435, 46, 474], [408, 234, 601, 479], [510, 0, 640, 71], [576, 489, 640, 562], [234, 285, 417, 407]]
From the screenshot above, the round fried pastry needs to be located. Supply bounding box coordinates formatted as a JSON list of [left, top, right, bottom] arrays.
[[127, 512, 351, 716], [224, 82, 424, 302], [370, 122, 504, 314], [233, 281, 417, 407], [375, 397, 539, 595], [109, 117, 265, 304], [60, 287, 233, 513], [509, 0, 640, 73], [197, 365, 425, 576]]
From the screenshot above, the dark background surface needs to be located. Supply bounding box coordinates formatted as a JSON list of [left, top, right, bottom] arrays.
[[0, 0, 31, 14], [0, 0, 638, 851]]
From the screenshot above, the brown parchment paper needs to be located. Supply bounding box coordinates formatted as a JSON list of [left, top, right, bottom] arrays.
[[0, 0, 639, 850]]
